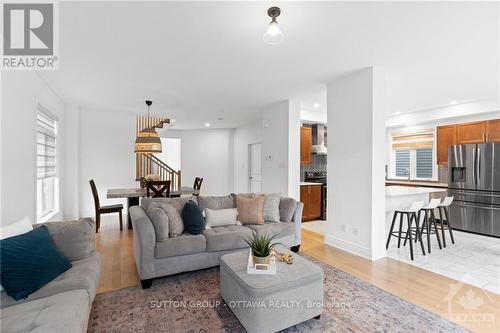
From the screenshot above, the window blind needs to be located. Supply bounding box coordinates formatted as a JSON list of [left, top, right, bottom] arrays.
[[392, 130, 434, 150], [416, 148, 433, 178], [36, 106, 58, 220], [395, 150, 410, 177]]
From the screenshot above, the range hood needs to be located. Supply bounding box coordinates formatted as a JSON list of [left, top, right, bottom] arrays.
[[311, 124, 327, 155]]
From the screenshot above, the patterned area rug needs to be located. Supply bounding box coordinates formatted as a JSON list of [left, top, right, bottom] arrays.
[[88, 254, 469, 332]]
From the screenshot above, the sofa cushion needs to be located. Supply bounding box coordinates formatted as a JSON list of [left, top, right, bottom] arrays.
[[0, 290, 90, 333], [146, 204, 170, 241], [279, 197, 298, 222], [205, 208, 239, 229], [0, 253, 101, 309], [34, 219, 96, 261], [155, 233, 206, 258], [1, 226, 72, 301], [141, 197, 196, 212], [231, 193, 281, 222], [236, 195, 265, 225], [181, 201, 205, 235], [203, 225, 253, 252], [197, 195, 235, 211], [245, 221, 295, 239]]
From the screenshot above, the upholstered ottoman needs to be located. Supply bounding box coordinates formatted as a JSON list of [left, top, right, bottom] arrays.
[[220, 248, 323, 333]]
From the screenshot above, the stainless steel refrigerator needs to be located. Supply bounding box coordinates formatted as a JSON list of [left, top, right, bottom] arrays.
[[448, 143, 500, 237]]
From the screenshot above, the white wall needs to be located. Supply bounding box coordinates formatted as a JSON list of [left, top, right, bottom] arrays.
[[78, 108, 137, 218], [1, 71, 66, 226], [261, 99, 300, 199], [158, 138, 181, 171], [233, 121, 262, 193], [326, 67, 386, 260], [178, 129, 234, 196]]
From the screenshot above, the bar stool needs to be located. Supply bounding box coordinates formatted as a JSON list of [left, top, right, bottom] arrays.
[[386, 201, 426, 260], [418, 198, 442, 253], [437, 196, 455, 247]]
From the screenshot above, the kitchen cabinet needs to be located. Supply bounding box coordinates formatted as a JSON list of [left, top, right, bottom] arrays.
[[486, 119, 500, 142], [300, 127, 312, 164], [436, 118, 500, 165], [457, 121, 486, 144], [300, 184, 322, 221], [436, 125, 457, 165]]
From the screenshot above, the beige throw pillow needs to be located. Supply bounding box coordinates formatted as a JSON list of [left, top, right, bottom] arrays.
[[236, 195, 265, 225]]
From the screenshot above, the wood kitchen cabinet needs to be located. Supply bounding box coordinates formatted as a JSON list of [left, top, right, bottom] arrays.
[[486, 119, 500, 142], [457, 121, 487, 144], [300, 185, 322, 221], [436, 125, 457, 165], [437, 118, 500, 165], [300, 127, 312, 164]]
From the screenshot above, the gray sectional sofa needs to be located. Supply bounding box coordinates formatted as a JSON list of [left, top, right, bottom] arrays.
[[130, 194, 303, 288], [0, 219, 101, 333]]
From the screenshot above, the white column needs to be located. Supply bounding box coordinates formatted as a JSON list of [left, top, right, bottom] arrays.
[[261, 99, 300, 200], [326, 67, 386, 260]]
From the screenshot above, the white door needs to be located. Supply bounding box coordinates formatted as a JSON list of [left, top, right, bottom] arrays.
[[249, 143, 262, 193]]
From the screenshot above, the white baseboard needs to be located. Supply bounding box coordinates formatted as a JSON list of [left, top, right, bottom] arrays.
[[324, 235, 386, 261]]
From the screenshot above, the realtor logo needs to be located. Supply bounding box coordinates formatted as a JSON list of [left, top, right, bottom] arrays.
[[2, 2, 59, 70]]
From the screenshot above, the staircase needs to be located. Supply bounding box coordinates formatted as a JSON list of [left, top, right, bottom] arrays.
[[135, 116, 181, 190]]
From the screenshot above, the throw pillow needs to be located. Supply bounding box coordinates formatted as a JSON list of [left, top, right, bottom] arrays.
[[197, 195, 235, 211], [205, 208, 238, 229], [147, 204, 170, 241], [181, 201, 205, 235], [0, 217, 32, 240], [0, 217, 33, 292], [279, 197, 298, 222], [236, 195, 265, 225], [162, 204, 184, 237], [0, 226, 72, 300], [262, 193, 281, 222]]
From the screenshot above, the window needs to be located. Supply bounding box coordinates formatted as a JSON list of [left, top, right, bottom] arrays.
[[36, 106, 59, 222], [391, 129, 436, 181]]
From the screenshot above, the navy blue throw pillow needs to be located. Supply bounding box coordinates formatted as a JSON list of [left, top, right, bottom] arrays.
[[0, 225, 72, 300], [182, 200, 205, 235]]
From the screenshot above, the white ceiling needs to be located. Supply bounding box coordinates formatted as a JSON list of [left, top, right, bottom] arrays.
[[41, 1, 499, 129]]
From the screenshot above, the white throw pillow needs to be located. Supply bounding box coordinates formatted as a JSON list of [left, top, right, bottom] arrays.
[[0, 217, 32, 240], [205, 208, 239, 229], [0, 217, 33, 292]]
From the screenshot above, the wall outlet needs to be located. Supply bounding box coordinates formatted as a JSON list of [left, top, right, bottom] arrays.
[[352, 227, 359, 237], [341, 224, 347, 232]]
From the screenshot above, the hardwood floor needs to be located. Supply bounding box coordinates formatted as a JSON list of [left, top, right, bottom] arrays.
[[95, 219, 500, 332]]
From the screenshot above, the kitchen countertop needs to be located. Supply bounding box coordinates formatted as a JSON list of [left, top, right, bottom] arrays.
[[300, 182, 323, 186], [386, 186, 447, 197], [385, 179, 448, 188]]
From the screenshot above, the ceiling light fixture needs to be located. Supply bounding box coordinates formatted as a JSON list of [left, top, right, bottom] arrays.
[[395, 111, 401, 115], [205, 122, 211, 127], [134, 100, 162, 154], [313, 103, 320, 108], [449, 100, 457, 105], [263, 7, 284, 45]]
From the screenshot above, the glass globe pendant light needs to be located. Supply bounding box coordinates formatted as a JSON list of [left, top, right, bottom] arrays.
[[263, 7, 284, 45], [134, 100, 162, 154]]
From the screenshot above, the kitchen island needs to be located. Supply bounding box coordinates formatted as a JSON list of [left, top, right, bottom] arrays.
[[385, 186, 447, 231]]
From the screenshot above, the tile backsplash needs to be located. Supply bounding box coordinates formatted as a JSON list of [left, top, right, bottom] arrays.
[[438, 165, 449, 184], [300, 154, 327, 181]]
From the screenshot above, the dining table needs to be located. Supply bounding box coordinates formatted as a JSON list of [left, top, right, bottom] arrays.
[[107, 186, 199, 229]]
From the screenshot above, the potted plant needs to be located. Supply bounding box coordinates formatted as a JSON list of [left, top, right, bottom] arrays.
[[244, 231, 280, 265], [140, 173, 160, 188]]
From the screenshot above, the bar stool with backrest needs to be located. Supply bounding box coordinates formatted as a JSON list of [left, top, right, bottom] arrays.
[[417, 198, 443, 253], [386, 201, 426, 260], [193, 177, 203, 196], [437, 196, 455, 248], [146, 180, 171, 198], [89, 179, 123, 233]]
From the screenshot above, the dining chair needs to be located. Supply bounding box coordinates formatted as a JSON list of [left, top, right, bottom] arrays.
[[146, 180, 171, 198], [89, 179, 123, 232], [193, 177, 203, 196]]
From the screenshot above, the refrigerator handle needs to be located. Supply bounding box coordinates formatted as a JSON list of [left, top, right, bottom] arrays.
[[472, 147, 476, 186], [477, 148, 481, 186]]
